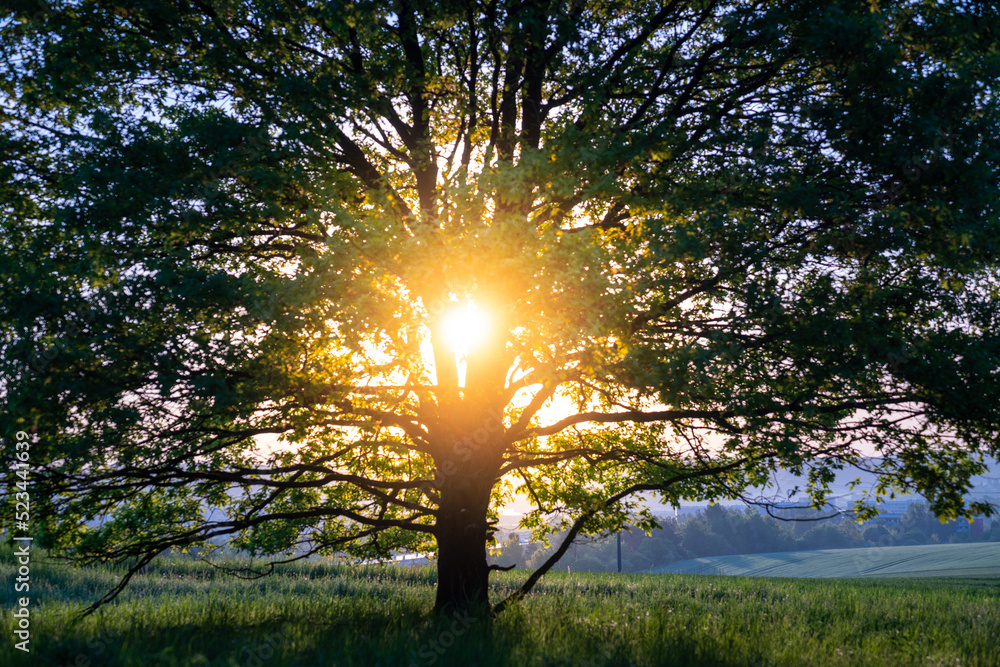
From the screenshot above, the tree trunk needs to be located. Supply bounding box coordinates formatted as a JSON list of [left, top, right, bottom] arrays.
[[433, 465, 494, 615]]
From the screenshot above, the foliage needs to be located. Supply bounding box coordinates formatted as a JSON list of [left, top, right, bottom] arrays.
[[798, 522, 854, 550], [2, 0, 1000, 612], [862, 524, 893, 546]]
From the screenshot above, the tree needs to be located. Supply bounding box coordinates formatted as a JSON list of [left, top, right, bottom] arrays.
[[862, 524, 893, 547], [680, 515, 733, 557], [799, 522, 852, 550], [724, 507, 799, 554], [488, 533, 526, 570], [2, 0, 999, 616], [900, 501, 936, 535], [836, 519, 864, 547]]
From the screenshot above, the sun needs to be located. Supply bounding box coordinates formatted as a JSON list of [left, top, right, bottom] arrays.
[[441, 303, 491, 356]]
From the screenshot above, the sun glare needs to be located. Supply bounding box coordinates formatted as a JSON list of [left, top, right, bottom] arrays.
[[441, 303, 490, 356]]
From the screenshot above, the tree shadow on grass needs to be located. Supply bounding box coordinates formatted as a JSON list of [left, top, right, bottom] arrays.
[[10, 607, 781, 667]]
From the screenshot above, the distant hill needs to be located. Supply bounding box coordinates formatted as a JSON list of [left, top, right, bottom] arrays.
[[653, 542, 1000, 578]]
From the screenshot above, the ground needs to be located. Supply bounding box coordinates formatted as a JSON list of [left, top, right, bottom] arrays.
[[0, 545, 997, 666]]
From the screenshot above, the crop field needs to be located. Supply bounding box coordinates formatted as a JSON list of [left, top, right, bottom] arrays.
[[656, 542, 1000, 579], [0, 545, 997, 666]]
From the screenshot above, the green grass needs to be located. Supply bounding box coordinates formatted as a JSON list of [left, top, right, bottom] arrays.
[[0, 545, 997, 666], [655, 542, 1000, 578]]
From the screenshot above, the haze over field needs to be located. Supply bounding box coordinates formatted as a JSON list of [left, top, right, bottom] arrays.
[[656, 542, 1000, 579], [501, 456, 1000, 520]]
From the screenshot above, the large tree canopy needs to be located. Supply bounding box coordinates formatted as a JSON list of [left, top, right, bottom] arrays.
[[2, 0, 999, 614]]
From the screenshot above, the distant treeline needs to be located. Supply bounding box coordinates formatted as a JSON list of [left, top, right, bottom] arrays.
[[490, 503, 1000, 573]]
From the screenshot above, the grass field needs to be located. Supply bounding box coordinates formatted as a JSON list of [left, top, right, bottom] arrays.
[[0, 545, 997, 666], [655, 542, 1000, 579]]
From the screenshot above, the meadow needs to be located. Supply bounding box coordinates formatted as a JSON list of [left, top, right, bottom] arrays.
[[656, 542, 1000, 579], [0, 544, 997, 667]]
